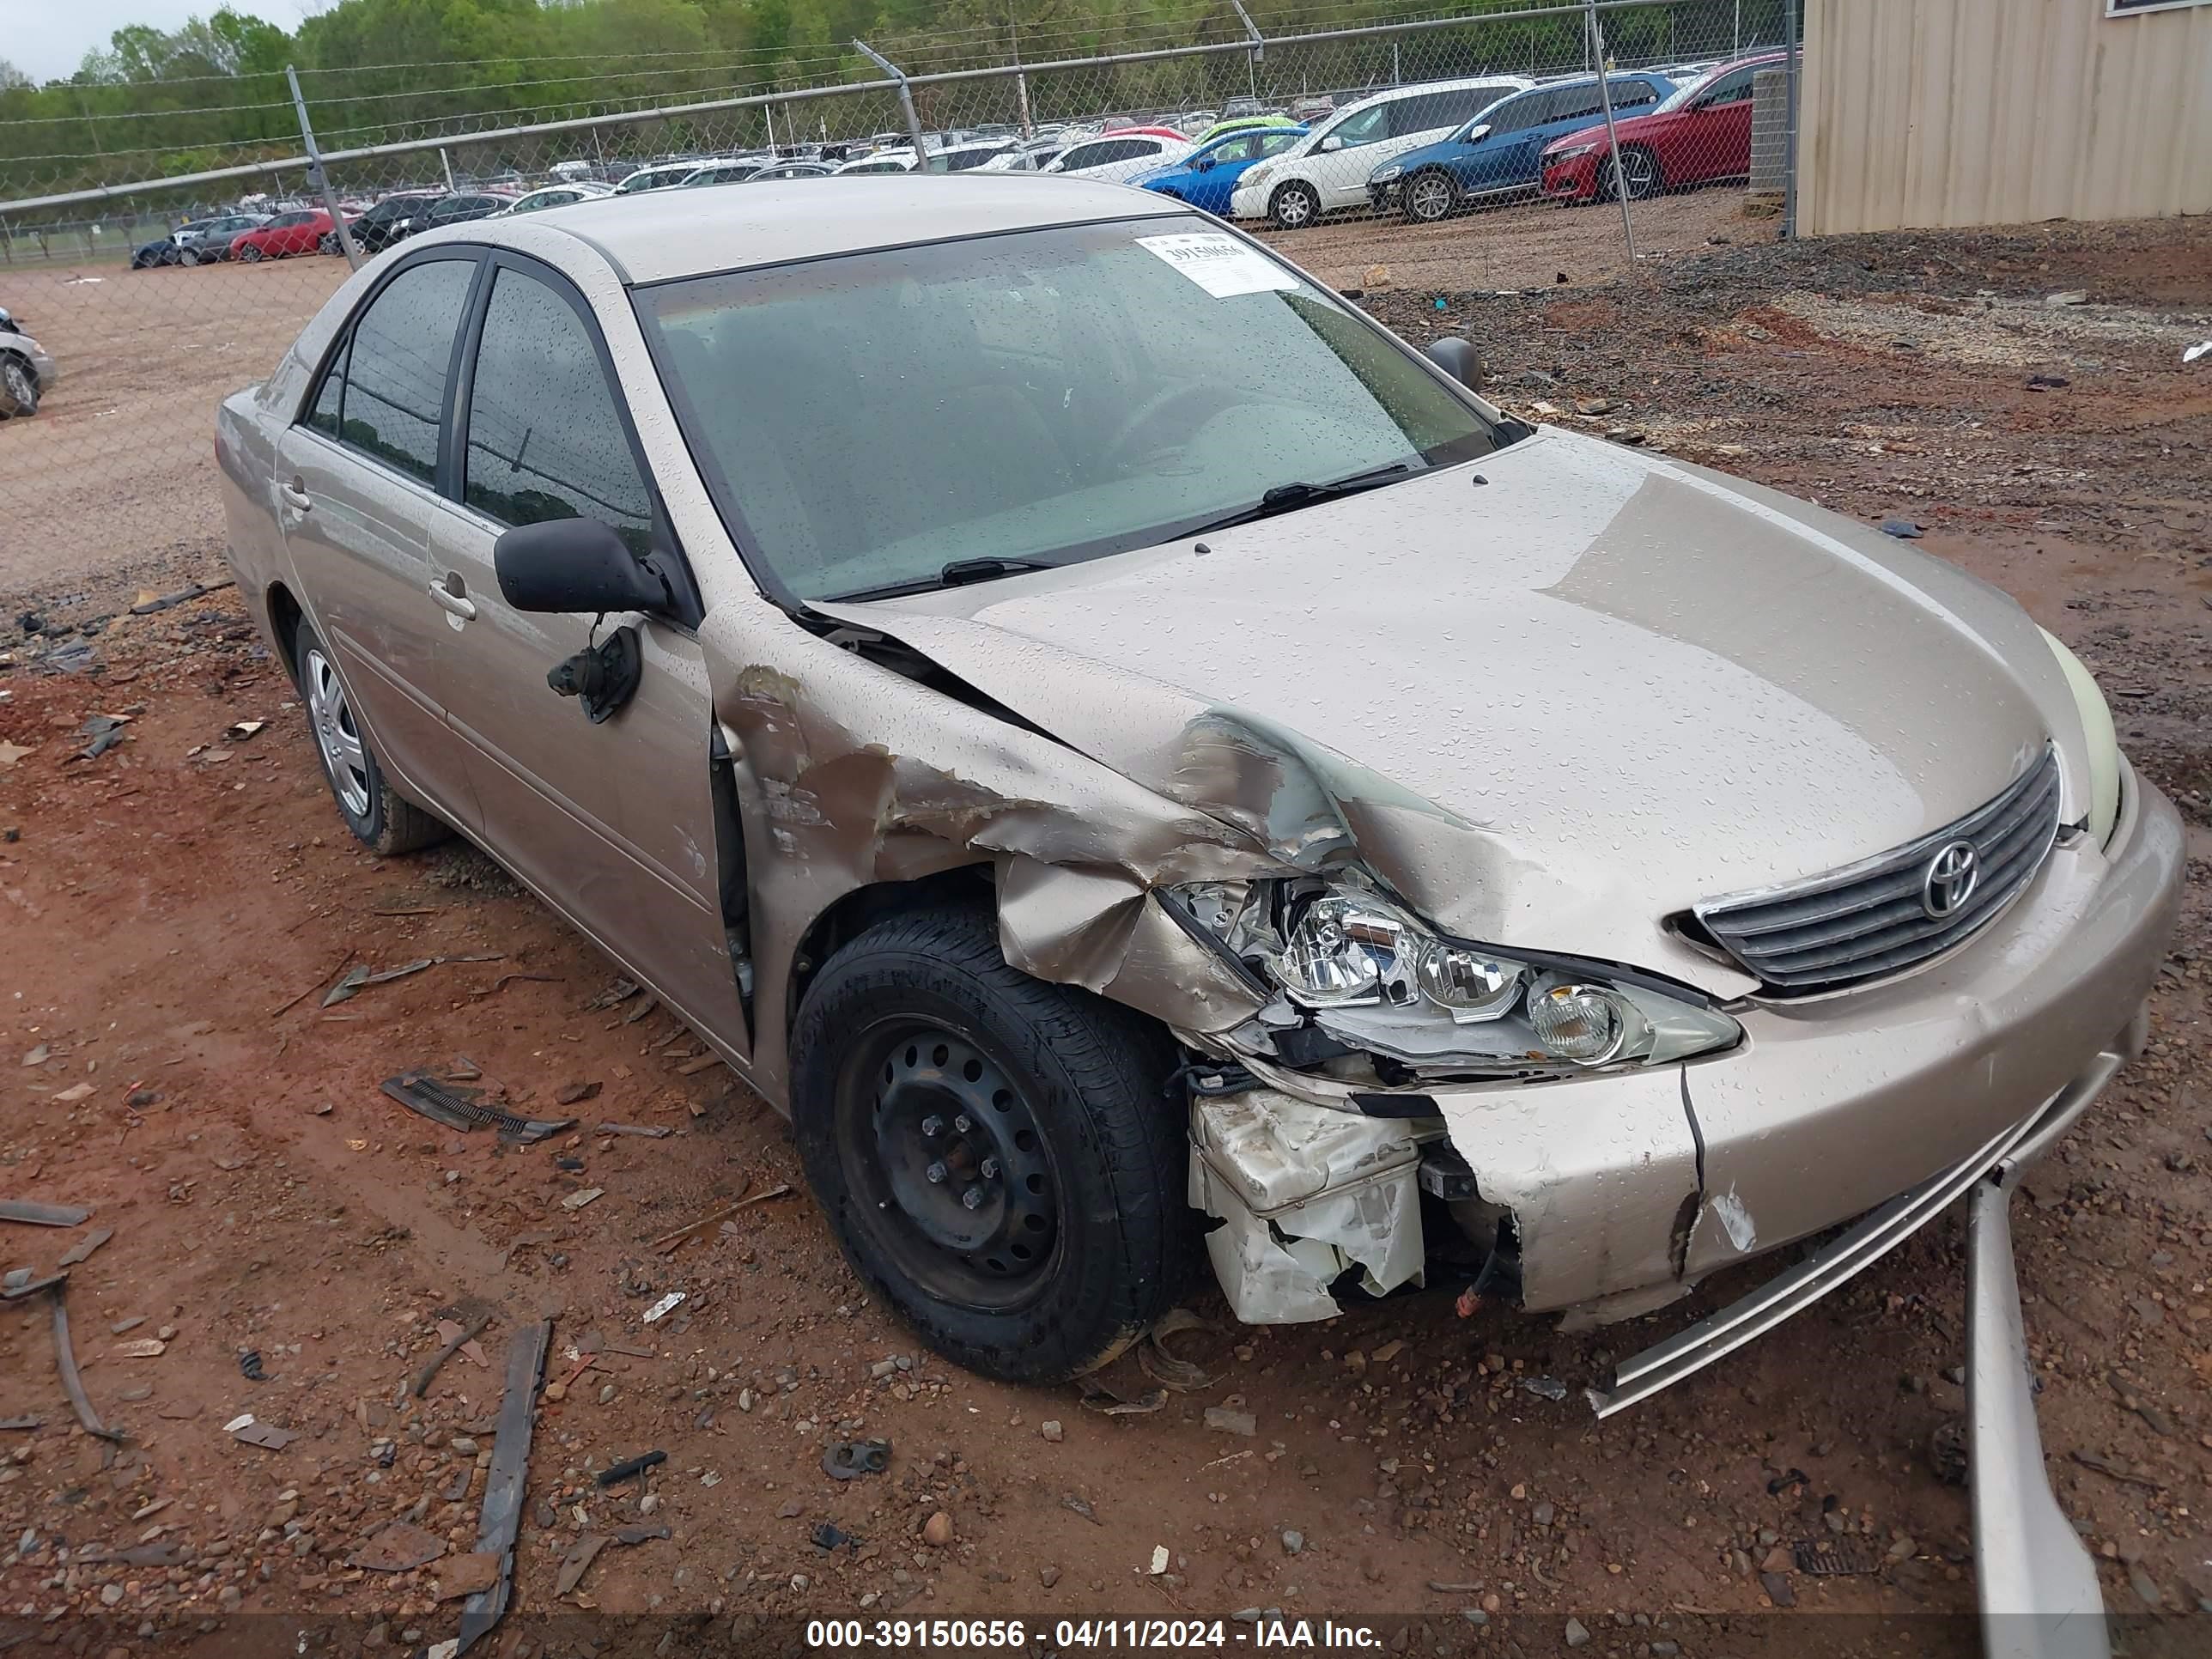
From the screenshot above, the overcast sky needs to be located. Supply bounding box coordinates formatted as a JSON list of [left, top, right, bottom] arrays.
[[10, 1, 319, 86]]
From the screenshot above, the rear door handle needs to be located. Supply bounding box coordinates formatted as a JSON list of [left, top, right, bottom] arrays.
[[280, 478, 313, 512], [428, 574, 477, 622]]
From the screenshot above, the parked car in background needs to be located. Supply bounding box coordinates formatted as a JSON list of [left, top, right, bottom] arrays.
[[1540, 50, 1785, 203], [1045, 131, 1192, 185], [402, 191, 522, 238], [230, 208, 338, 262], [835, 150, 917, 175], [1134, 124, 1306, 216], [1228, 75, 1531, 228], [500, 182, 616, 215], [132, 217, 228, 268], [0, 305, 57, 417], [178, 213, 270, 262], [974, 140, 1066, 173], [615, 160, 708, 194], [1370, 72, 1674, 222], [749, 161, 835, 181], [680, 161, 766, 188], [1193, 113, 1297, 146], [346, 193, 441, 255]]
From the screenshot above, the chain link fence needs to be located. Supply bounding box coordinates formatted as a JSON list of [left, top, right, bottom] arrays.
[[0, 0, 1800, 586]]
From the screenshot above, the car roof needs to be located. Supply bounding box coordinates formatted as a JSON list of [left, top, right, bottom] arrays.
[[1332, 73, 1533, 114], [488, 176, 1188, 285]]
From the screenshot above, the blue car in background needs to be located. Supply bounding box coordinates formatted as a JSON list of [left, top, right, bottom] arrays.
[[1134, 124, 1307, 216], [1368, 72, 1674, 222]]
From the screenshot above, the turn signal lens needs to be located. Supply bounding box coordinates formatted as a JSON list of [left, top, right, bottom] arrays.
[[1528, 983, 1627, 1065]]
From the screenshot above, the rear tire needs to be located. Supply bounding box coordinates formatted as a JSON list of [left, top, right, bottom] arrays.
[[240, 243, 264, 263], [292, 617, 449, 857], [0, 356, 38, 418], [1268, 179, 1321, 229], [791, 902, 1192, 1383]]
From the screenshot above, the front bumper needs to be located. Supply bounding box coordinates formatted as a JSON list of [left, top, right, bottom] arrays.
[[1227, 184, 1269, 221], [1540, 156, 1600, 199], [1190, 762, 2182, 1326]]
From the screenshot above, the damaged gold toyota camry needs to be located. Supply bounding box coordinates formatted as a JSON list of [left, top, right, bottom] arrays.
[[220, 178, 2176, 1643]]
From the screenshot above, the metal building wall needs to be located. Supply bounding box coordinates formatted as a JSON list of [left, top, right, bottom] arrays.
[[1799, 0, 2212, 235]]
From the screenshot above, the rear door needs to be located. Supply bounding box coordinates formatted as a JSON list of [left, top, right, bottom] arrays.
[[273, 252, 483, 825], [427, 252, 748, 1055]]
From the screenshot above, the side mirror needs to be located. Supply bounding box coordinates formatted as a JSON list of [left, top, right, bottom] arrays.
[[1424, 336, 1486, 391], [1318, 135, 1344, 153], [1194, 155, 1216, 172], [1461, 123, 1492, 146], [494, 517, 668, 616]]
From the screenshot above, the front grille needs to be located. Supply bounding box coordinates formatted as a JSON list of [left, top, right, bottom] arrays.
[[1693, 746, 2063, 996]]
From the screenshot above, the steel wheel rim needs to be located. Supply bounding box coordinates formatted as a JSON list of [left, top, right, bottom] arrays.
[[836, 1017, 1063, 1313], [3, 362, 29, 404], [1275, 185, 1314, 226], [304, 647, 372, 818], [1408, 174, 1452, 220], [241, 244, 261, 261]]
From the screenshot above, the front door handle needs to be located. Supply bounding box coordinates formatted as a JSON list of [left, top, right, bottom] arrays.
[[428, 573, 477, 622], [280, 478, 313, 513]]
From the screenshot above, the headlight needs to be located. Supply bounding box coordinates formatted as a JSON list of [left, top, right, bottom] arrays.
[[1184, 878, 1740, 1079], [1548, 143, 1600, 161], [2039, 628, 2121, 845], [1241, 161, 1276, 190], [1370, 161, 1404, 183]]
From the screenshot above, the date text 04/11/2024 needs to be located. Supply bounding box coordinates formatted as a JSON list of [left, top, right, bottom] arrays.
[[805, 1620, 1386, 1649]]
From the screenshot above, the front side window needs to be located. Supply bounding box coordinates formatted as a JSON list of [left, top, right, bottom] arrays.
[[335, 258, 476, 485], [1210, 133, 1262, 165], [1256, 131, 1302, 159], [639, 215, 1498, 603], [1700, 67, 1759, 107], [464, 267, 655, 556], [1325, 104, 1389, 148]]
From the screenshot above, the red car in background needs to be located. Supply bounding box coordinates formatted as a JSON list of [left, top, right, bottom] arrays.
[[1540, 51, 1785, 203], [228, 208, 337, 262]]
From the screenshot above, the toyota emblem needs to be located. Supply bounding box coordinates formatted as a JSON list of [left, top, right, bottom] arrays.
[[1921, 839, 1980, 920]]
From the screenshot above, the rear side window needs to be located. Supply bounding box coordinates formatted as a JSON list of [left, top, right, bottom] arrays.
[[1609, 77, 1662, 111], [325, 258, 476, 485], [462, 266, 655, 556]]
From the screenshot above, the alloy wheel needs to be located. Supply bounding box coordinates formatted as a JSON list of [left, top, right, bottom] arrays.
[[1272, 182, 1317, 228], [1620, 149, 1660, 200], [1407, 172, 1455, 222], [303, 647, 372, 818]]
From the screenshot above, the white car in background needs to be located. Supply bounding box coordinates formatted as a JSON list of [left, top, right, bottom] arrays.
[[1044, 131, 1194, 185], [833, 140, 1019, 175], [613, 160, 713, 194], [495, 182, 615, 216], [1229, 75, 1531, 228]]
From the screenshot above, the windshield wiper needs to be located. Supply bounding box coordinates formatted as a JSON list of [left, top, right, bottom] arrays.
[[1181, 462, 1415, 538], [828, 556, 1059, 603]]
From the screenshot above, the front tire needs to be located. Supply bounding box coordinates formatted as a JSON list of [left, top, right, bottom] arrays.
[[179, 247, 201, 267], [292, 617, 448, 856], [1402, 168, 1457, 223], [1268, 179, 1321, 229], [240, 243, 264, 263], [1604, 145, 1662, 202], [0, 356, 38, 418], [791, 902, 1191, 1384]]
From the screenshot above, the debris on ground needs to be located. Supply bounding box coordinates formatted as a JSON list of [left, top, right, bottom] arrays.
[[349, 1519, 447, 1572], [1202, 1406, 1257, 1437], [0, 1199, 92, 1227], [1521, 1376, 1571, 1401], [128, 578, 235, 617], [69, 714, 131, 762], [1080, 1379, 1167, 1416], [325, 953, 503, 1006], [222, 1413, 297, 1449], [823, 1438, 890, 1480], [1880, 518, 1923, 538], [554, 1534, 609, 1597], [580, 977, 641, 1011], [47, 1280, 124, 1444], [56, 1226, 112, 1265], [236, 1348, 266, 1382], [381, 1069, 574, 1144], [598, 1121, 672, 1139], [412, 1310, 493, 1396], [456, 1319, 550, 1653], [560, 1187, 604, 1211], [553, 1079, 601, 1106], [596, 1449, 666, 1486], [1138, 1307, 1217, 1392], [641, 1291, 685, 1323]]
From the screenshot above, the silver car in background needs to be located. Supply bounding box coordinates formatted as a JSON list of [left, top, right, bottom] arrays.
[[216, 179, 2178, 1650], [0, 307, 58, 417]]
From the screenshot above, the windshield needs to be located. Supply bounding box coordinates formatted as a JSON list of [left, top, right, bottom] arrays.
[[636, 216, 1498, 603]]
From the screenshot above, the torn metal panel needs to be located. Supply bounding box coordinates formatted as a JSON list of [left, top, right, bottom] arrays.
[[1967, 1178, 2108, 1659], [1186, 1088, 1431, 1324], [697, 605, 1285, 1105], [456, 1319, 551, 1656]]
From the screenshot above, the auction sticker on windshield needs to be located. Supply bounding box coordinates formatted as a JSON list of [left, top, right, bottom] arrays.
[[1137, 231, 1299, 298]]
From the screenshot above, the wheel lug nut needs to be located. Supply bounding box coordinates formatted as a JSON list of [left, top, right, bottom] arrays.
[[953, 1114, 973, 1133], [920, 1115, 944, 1138], [979, 1157, 1000, 1180], [961, 1185, 985, 1211], [925, 1161, 948, 1184]]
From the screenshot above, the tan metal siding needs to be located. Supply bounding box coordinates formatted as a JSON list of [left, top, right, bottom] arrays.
[[1801, 0, 2212, 235]]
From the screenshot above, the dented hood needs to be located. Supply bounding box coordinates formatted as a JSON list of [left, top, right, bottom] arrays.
[[816, 430, 2077, 992]]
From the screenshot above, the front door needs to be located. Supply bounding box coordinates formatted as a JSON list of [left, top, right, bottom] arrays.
[[429, 254, 747, 1057], [275, 252, 483, 826]]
